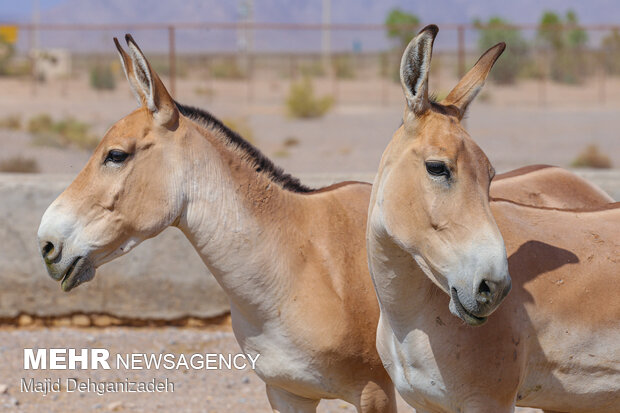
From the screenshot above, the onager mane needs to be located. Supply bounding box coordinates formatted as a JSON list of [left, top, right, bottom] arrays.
[[175, 101, 314, 193]]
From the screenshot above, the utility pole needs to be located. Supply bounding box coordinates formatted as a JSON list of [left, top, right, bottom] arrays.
[[238, 0, 254, 102], [322, 0, 331, 71], [31, 0, 40, 95]]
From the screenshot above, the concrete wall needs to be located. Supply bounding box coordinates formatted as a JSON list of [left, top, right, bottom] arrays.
[[0, 171, 617, 320]]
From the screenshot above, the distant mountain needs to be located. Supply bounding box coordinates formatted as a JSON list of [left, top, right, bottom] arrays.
[[36, 0, 620, 25], [9, 0, 620, 52]]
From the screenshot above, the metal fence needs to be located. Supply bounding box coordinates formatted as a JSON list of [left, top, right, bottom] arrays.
[[4, 22, 620, 106]]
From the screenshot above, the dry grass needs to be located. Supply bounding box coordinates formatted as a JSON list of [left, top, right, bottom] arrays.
[[28, 114, 99, 150], [194, 86, 216, 97], [283, 136, 300, 147], [571, 144, 612, 169], [210, 59, 246, 79], [273, 149, 290, 158], [0, 115, 21, 130], [0, 156, 40, 173], [221, 117, 255, 144], [286, 77, 333, 119]]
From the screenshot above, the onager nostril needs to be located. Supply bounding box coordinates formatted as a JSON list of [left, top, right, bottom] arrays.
[[41, 241, 59, 261], [476, 280, 492, 303]]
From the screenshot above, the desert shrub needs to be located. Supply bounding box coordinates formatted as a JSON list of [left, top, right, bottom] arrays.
[[0, 115, 21, 130], [300, 61, 326, 77], [286, 77, 333, 119], [90, 63, 116, 90], [28, 114, 99, 150], [0, 156, 39, 173], [537, 10, 588, 84], [54, 118, 98, 149], [0, 34, 15, 76], [571, 144, 612, 169], [211, 59, 245, 79], [475, 17, 529, 84], [27, 114, 54, 134], [221, 117, 255, 144], [601, 29, 620, 75], [333, 56, 355, 79]]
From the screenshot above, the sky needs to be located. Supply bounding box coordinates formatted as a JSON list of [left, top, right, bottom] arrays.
[[1, 0, 65, 21], [2, 0, 619, 24]]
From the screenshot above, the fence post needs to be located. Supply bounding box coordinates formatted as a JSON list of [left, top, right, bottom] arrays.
[[538, 48, 547, 107], [458, 25, 465, 78], [599, 49, 606, 105], [168, 25, 176, 97]]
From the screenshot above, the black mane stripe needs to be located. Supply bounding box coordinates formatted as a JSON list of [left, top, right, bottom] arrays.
[[175, 101, 313, 193]]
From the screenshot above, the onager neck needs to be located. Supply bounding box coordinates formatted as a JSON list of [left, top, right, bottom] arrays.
[[367, 226, 438, 334], [175, 120, 303, 323]]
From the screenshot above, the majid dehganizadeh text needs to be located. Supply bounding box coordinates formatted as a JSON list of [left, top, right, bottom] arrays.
[[21, 348, 260, 396]]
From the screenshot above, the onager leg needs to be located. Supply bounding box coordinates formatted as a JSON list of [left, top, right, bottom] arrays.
[[355, 380, 397, 413], [266, 385, 320, 413]]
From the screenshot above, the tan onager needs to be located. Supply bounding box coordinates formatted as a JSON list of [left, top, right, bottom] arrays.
[[37, 35, 613, 412], [367, 25, 619, 413], [37, 35, 396, 413]]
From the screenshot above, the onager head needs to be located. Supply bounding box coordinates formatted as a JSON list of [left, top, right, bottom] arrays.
[[369, 25, 511, 325], [37, 35, 186, 291]]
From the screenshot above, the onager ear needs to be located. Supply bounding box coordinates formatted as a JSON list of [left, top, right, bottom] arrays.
[[400, 24, 438, 117], [114, 37, 145, 107], [121, 34, 179, 128], [441, 42, 505, 119]]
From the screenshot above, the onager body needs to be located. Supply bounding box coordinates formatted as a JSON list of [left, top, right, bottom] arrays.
[[37, 35, 614, 412], [492, 164, 613, 208], [367, 26, 620, 413]]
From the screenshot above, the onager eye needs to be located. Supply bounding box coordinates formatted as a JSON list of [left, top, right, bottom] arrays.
[[105, 149, 129, 165], [425, 161, 450, 178]]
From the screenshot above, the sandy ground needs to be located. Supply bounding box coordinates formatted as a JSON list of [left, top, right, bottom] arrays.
[[0, 76, 618, 176], [0, 325, 541, 413]]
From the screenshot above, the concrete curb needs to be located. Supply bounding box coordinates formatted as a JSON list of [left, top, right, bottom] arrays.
[[0, 170, 617, 319]]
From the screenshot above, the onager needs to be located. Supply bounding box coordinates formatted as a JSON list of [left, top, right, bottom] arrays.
[[37, 35, 396, 413], [367, 25, 619, 412]]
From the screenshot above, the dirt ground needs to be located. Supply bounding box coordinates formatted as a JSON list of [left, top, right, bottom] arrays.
[[0, 325, 541, 413], [0, 76, 618, 176]]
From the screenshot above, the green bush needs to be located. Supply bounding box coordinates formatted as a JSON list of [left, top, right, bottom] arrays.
[[385, 8, 420, 49], [90, 64, 116, 90], [537, 10, 589, 84], [475, 17, 529, 84], [286, 77, 333, 119]]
